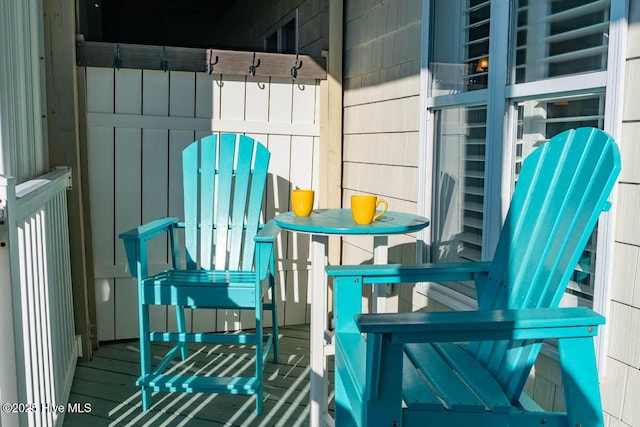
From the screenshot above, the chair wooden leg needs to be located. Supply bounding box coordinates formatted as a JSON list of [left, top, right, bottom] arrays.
[[256, 392, 264, 415], [138, 303, 153, 410], [558, 337, 604, 427], [255, 286, 265, 415], [364, 336, 404, 426], [270, 276, 279, 363], [335, 360, 360, 427], [175, 305, 189, 360], [141, 387, 152, 411]]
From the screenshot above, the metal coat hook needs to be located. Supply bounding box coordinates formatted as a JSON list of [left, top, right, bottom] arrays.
[[290, 54, 302, 80], [249, 52, 260, 77], [113, 44, 122, 70], [160, 46, 169, 72], [206, 48, 219, 74]]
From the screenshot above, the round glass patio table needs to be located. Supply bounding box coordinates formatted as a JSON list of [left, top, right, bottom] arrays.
[[274, 209, 429, 427]]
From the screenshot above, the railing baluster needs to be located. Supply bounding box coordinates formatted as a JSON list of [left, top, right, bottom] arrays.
[[0, 168, 78, 426]]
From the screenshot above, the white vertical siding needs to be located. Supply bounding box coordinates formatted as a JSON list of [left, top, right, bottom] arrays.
[[83, 67, 320, 341], [0, 0, 48, 182]]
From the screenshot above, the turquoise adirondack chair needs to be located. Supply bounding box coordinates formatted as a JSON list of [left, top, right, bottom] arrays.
[[119, 133, 280, 414], [326, 127, 620, 427]]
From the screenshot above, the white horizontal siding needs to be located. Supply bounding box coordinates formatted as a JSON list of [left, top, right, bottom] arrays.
[[343, 132, 419, 167], [622, 365, 640, 425], [619, 122, 640, 183], [343, 162, 418, 201], [344, 72, 421, 107], [602, 354, 640, 426], [615, 184, 640, 246], [603, 2, 640, 426], [343, 96, 421, 134], [623, 59, 640, 121], [611, 242, 640, 308], [342, 0, 424, 315], [602, 357, 628, 421], [608, 303, 640, 368]]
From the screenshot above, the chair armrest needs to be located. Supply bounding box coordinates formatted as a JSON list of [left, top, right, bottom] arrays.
[[255, 219, 281, 281], [119, 217, 179, 241], [118, 217, 179, 278], [356, 306, 605, 343], [326, 261, 492, 285], [255, 219, 281, 243]]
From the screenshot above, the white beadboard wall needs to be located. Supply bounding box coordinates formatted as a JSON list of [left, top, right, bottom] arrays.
[[83, 66, 320, 341]]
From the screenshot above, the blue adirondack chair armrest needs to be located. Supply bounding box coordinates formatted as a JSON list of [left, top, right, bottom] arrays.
[[326, 261, 492, 285], [356, 306, 605, 343], [119, 216, 179, 278], [343, 307, 604, 406], [255, 219, 281, 281], [255, 219, 281, 243]]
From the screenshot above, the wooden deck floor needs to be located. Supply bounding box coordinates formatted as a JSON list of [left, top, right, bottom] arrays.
[[63, 325, 331, 426]]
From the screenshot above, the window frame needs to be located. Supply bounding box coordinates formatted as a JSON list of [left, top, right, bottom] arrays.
[[417, 0, 627, 369], [263, 9, 299, 54]]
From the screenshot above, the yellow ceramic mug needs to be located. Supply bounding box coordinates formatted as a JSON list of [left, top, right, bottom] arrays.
[[291, 189, 315, 216], [351, 195, 388, 224]]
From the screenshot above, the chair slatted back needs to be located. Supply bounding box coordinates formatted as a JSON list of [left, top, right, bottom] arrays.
[[182, 134, 270, 271], [470, 128, 620, 403]]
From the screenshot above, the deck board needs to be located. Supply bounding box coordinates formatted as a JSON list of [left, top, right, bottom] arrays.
[[64, 325, 331, 426]]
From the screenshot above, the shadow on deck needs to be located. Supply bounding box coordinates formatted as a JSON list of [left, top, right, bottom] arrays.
[[63, 325, 330, 426]]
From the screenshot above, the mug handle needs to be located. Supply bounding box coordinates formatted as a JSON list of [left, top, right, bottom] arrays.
[[372, 199, 388, 222]]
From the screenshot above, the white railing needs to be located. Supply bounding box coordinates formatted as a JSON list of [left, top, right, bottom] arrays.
[[0, 168, 79, 427]]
